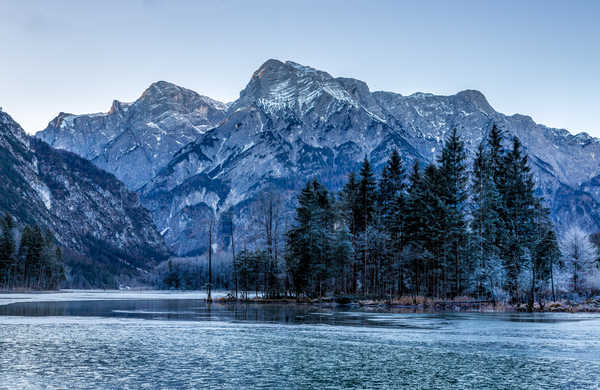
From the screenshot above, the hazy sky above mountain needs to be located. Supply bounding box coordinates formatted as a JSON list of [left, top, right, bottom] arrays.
[[1, 0, 598, 136]]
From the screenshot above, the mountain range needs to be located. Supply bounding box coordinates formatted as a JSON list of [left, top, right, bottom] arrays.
[[31, 59, 600, 257]]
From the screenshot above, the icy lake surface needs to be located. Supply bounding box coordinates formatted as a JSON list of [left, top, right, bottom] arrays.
[[1, 292, 600, 389]]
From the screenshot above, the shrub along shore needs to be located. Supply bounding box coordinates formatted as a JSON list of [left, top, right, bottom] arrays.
[[211, 294, 600, 313]]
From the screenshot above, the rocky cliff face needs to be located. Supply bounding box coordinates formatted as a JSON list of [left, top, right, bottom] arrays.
[[1, 111, 169, 286], [37, 81, 227, 190], [36, 60, 600, 256]]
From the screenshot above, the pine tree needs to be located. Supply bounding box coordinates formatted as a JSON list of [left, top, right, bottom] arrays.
[[379, 149, 405, 226], [357, 158, 377, 232], [1, 219, 63, 291], [357, 158, 377, 295], [488, 125, 505, 180], [286, 181, 315, 296], [285, 179, 336, 297], [312, 179, 334, 297], [18, 225, 33, 287], [420, 163, 446, 296], [340, 171, 360, 293], [0, 213, 16, 288], [29, 226, 45, 288], [376, 150, 407, 297], [470, 141, 503, 298], [404, 161, 428, 296], [437, 128, 469, 297], [501, 136, 537, 303], [487, 124, 509, 250], [331, 221, 353, 294]]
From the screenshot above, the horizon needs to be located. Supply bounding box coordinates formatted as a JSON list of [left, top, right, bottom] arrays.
[[1, 1, 599, 136]]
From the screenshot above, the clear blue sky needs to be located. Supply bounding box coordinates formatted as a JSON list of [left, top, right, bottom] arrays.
[[1, 0, 598, 135]]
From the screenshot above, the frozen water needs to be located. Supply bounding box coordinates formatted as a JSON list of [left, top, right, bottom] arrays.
[[1, 295, 600, 389], [0, 289, 226, 307]]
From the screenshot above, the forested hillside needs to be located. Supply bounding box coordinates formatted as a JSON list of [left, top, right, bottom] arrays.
[[0, 110, 169, 289]]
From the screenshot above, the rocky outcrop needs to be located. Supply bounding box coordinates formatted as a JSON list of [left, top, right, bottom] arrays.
[[37, 81, 227, 190]]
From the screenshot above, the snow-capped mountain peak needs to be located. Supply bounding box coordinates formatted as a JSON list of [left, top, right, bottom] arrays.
[[36, 59, 600, 256], [37, 81, 228, 189], [234, 59, 360, 116]]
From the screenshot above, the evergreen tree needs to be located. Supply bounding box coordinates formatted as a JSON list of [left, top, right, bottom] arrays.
[[357, 158, 377, 295], [0, 213, 16, 288], [470, 141, 503, 298], [487, 125, 505, 182], [379, 149, 405, 227], [286, 179, 335, 297], [25, 226, 45, 288], [501, 136, 537, 303], [340, 171, 360, 293], [357, 158, 377, 232], [18, 225, 33, 287], [5, 223, 66, 290], [420, 163, 446, 296], [286, 181, 315, 296], [437, 128, 469, 297], [404, 161, 427, 296], [312, 180, 334, 297], [331, 222, 353, 294], [377, 150, 406, 297]]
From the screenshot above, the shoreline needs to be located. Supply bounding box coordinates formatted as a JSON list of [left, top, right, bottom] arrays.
[[1, 290, 599, 313], [215, 295, 600, 313]]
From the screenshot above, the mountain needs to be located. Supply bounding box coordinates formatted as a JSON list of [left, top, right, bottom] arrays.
[[37, 81, 228, 190], [1, 110, 169, 287], [37, 59, 600, 256]]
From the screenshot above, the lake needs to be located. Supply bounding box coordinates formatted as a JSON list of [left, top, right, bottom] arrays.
[[1, 292, 599, 389]]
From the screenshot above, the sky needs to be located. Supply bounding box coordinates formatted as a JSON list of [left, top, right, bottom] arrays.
[[0, 0, 598, 136]]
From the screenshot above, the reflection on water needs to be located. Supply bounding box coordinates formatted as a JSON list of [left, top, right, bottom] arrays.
[[0, 299, 457, 327], [2, 299, 594, 327], [1, 299, 600, 389]]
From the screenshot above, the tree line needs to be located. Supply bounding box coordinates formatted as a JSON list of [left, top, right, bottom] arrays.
[[0, 213, 65, 290], [233, 125, 578, 308]]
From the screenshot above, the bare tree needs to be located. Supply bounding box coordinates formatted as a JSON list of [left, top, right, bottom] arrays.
[[228, 212, 238, 299], [207, 216, 215, 303], [561, 226, 596, 295], [254, 190, 283, 297]]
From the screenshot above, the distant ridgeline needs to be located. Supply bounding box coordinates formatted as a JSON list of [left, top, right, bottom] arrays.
[[0, 213, 65, 290], [207, 126, 566, 308]]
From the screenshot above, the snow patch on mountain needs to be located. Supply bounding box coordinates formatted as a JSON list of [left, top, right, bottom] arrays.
[[32, 181, 52, 210]]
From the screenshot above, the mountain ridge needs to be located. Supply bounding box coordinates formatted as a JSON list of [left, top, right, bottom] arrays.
[[1, 110, 170, 286], [35, 59, 600, 255], [37, 81, 228, 190]]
